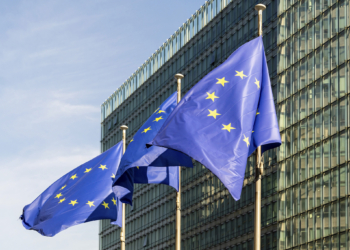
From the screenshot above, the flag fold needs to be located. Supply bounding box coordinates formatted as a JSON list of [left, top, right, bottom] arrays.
[[148, 37, 281, 200]]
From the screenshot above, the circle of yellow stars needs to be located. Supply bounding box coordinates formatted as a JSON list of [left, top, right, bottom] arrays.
[[54, 163, 118, 213], [206, 72, 260, 147]]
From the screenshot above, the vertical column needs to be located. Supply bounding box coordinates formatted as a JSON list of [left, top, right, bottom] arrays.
[[174, 73, 184, 250], [254, 4, 266, 250], [120, 125, 128, 250]]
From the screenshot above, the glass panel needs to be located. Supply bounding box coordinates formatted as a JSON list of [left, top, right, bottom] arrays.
[[308, 53, 314, 83], [331, 202, 339, 234], [293, 94, 299, 124], [286, 218, 292, 248], [293, 216, 299, 246], [323, 171, 331, 204], [331, 37, 338, 70], [340, 232, 346, 250], [300, 151, 307, 181], [308, 211, 314, 241], [300, 182, 307, 213], [339, 98, 347, 131], [315, 207, 322, 239], [339, 165, 346, 196], [293, 155, 299, 185], [324, 42, 331, 74], [300, 59, 307, 89], [315, 175, 322, 207], [286, 188, 292, 218], [331, 70, 339, 104], [308, 147, 314, 177], [300, 213, 307, 244], [286, 159, 292, 187], [324, 106, 331, 139], [300, 119, 307, 150], [308, 179, 314, 209], [293, 185, 298, 215], [315, 111, 322, 143], [331, 135, 339, 167], [315, 143, 322, 175], [323, 204, 330, 237], [293, 125, 298, 154], [331, 167, 339, 201], [300, 29, 306, 59], [323, 10, 331, 42], [340, 199, 346, 231], [315, 48, 322, 79], [308, 116, 314, 146], [315, 17, 322, 48], [308, 84, 314, 115]]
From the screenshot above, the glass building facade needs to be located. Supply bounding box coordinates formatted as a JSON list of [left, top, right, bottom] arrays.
[[277, 0, 350, 249], [98, 0, 350, 249]]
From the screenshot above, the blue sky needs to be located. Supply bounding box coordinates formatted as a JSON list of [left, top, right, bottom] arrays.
[[0, 1, 204, 249]]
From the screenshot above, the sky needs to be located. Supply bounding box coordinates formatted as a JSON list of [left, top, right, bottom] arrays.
[[0, 0, 205, 249]]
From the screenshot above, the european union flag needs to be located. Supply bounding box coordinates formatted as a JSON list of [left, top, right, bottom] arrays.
[[21, 142, 124, 236], [113, 92, 192, 205], [149, 37, 281, 200]]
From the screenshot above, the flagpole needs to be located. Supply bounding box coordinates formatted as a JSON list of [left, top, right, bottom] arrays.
[[254, 4, 266, 250], [174, 73, 183, 250], [120, 125, 128, 250]]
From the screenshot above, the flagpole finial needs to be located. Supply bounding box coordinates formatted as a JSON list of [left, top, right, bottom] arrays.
[[255, 4, 266, 37], [174, 73, 184, 80], [254, 3, 266, 11], [120, 125, 128, 130]]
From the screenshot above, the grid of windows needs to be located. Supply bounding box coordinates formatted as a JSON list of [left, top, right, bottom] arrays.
[[100, 0, 279, 249], [277, 0, 350, 249]]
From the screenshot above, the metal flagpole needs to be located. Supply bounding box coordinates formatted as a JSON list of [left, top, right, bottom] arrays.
[[254, 4, 266, 250], [120, 125, 128, 250], [174, 73, 184, 250]]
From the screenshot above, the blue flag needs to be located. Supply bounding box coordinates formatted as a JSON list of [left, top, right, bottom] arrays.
[[21, 142, 124, 236], [148, 37, 281, 200], [113, 92, 193, 205]]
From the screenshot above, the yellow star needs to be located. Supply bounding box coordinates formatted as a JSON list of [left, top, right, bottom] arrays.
[[60, 185, 66, 190], [207, 109, 221, 119], [254, 78, 260, 89], [136, 166, 139, 169], [102, 201, 109, 209], [154, 108, 159, 113], [243, 135, 250, 147], [99, 164, 107, 170], [84, 168, 92, 173], [235, 71, 247, 79], [216, 77, 229, 87], [70, 174, 78, 180], [111, 173, 115, 179], [222, 123, 235, 132], [86, 201, 95, 207], [206, 92, 219, 102], [256, 110, 260, 115], [111, 197, 117, 205], [153, 116, 163, 122], [55, 193, 63, 199], [69, 200, 78, 206], [141, 127, 151, 133], [157, 110, 166, 114], [252, 131, 254, 133], [58, 198, 66, 203], [130, 138, 134, 142]]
